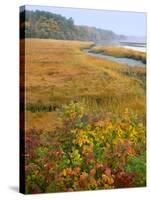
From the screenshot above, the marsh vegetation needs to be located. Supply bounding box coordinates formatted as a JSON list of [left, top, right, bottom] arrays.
[[90, 46, 146, 64]]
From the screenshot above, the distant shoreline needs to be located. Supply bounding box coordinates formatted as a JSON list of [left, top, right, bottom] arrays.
[[123, 45, 146, 52], [120, 41, 146, 52], [95, 40, 146, 52]]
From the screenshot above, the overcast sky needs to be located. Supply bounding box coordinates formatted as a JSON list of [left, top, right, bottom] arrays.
[[25, 5, 146, 37]]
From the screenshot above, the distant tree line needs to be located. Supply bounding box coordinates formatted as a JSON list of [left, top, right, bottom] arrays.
[[20, 10, 126, 41]]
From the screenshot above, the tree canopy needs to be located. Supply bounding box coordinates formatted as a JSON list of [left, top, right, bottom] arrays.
[[20, 10, 126, 41]]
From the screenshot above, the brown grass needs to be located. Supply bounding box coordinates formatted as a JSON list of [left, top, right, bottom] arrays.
[[90, 46, 146, 63], [22, 39, 146, 131]]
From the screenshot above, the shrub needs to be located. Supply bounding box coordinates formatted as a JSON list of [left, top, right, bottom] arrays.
[[25, 102, 146, 193]]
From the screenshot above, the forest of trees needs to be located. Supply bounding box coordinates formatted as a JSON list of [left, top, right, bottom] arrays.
[[20, 10, 126, 41]]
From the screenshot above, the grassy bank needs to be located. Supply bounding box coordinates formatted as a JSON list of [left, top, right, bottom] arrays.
[[90, 46, 146, 64]]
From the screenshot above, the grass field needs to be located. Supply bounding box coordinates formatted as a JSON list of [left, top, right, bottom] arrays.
[[23, 39, 146, 193], [90, 45, 146, 63], [24, 39, 146, 131]]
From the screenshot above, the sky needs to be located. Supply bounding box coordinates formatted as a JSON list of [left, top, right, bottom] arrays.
[[25, 5, 146, 37]]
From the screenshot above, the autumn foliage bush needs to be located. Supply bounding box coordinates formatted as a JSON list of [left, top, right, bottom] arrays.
[[25, 102, 146, 193]]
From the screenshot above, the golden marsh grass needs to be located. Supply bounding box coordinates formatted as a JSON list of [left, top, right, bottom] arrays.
[[90, 45, 146, 63], [23, 39, 146, 131]]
